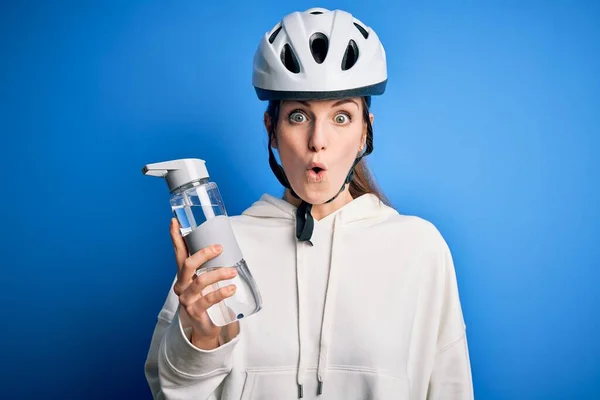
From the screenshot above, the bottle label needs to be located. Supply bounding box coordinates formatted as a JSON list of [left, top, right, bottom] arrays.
[[183, 215, 243, 268]]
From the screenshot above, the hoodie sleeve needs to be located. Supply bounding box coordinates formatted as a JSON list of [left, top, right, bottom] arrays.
[[144, 276, 240, 400], [427, 246, 474, 400]]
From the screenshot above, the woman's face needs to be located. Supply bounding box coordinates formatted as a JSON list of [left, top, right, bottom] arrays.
[[266, 97, 372, 204]]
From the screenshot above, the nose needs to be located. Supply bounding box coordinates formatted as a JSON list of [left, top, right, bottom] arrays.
[[308, 119, 328, 152]]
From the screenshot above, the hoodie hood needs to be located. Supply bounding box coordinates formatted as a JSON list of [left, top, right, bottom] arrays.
[[241, 192, 398, 397], [242, 193, 397, 225]]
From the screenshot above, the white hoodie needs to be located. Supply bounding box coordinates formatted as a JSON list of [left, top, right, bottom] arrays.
[[145, 193, 474, 400]]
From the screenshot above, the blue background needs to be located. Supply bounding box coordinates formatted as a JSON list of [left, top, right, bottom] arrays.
[[1, 1, 598, 399]]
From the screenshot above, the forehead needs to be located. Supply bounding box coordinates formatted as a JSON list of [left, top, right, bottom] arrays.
[[281, 97, 363, 110]]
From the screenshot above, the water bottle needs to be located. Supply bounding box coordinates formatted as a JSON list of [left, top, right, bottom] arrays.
[[142, 158, 262, 326]]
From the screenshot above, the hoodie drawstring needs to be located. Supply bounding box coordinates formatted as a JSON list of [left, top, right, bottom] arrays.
[[315, 214, 342, 395], [296, 238, 307, 397], [296, 213, 343, 397], [296, 214, 341, 397]]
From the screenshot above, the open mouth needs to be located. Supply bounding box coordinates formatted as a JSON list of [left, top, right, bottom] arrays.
[[307, 164, 327, 181]]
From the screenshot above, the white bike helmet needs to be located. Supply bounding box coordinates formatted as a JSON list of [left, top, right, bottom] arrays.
[[252, 8, 388, 247], [253, 7, 387, 100]]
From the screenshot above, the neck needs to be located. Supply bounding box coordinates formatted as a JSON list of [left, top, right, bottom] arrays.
[[283, 186, 354, 221]]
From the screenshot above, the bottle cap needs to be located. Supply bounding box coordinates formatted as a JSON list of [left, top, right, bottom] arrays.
[[142, 158, 209, 192]]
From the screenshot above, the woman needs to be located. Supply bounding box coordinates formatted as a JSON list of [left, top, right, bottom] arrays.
[[145, 7, 473, 399]]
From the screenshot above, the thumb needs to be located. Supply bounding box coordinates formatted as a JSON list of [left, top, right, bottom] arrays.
[[170, 218, 188, 267]]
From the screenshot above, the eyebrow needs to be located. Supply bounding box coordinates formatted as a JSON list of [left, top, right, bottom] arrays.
[[291, 99, 360, 109], [332, 99, 359, 108]]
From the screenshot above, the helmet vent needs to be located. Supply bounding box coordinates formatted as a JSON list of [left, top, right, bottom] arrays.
[[309, 33, 329, 64], [281, 44, 301, 73], [310, 11, 323, 15], [269, 25, 282, 44], [341, 39, 359, 71], [354, 22, 369, 39]]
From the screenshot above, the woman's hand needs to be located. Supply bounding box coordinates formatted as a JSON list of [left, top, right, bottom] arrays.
[[170, 218, 238, 350]]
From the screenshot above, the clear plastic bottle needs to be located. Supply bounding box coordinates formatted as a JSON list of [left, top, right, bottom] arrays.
[[143, 158, 262, 326]]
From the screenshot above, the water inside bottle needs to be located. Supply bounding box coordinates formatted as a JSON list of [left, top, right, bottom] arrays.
[[172, 204, 222, 236], [197, 258, 263, 326]]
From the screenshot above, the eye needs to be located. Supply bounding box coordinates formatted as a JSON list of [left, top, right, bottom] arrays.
[[289, 111, 307, 124], [334, 113, 351, 124]]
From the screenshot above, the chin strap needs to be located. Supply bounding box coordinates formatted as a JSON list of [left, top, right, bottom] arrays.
[[267, 100, 374, 245]]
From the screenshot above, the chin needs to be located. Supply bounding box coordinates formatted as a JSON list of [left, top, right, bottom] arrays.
[[292, 182, 339, 205]]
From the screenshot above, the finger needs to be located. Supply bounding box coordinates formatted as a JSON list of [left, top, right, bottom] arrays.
[[170, 218, 188, 268], [185, 284, 237, 323], [197, 284, 237, 312], [174, 244, 225, 296], [179, 267, 237, 307], [187, 242, 225, 268], [182, 245, 223, 283]]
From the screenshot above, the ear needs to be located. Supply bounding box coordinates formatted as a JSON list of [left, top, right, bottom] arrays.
[[264, 112, 278, 149], [360, 112, 374, 150]]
